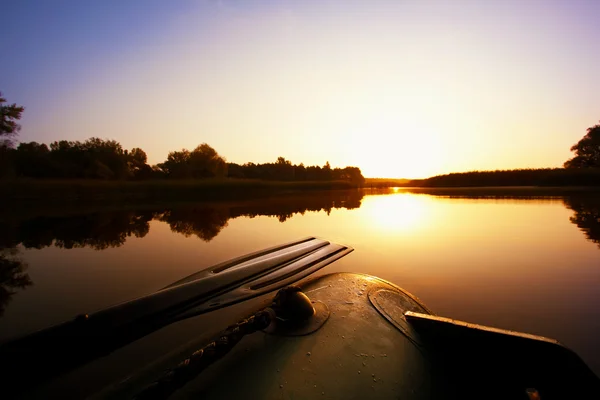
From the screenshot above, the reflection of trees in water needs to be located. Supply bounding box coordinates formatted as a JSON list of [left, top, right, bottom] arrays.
[[0, 191, 362, 316], [564, 195, 600, 247], [157, 207, 230, 242], [0, 190, 364, 250], [0, 211, 153, 250], [156, 190, 363, 240], [230, 191, 363, 222], [0, 248, 32, 317]]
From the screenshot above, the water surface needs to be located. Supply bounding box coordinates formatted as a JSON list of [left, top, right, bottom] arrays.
[[1, 189, 599, 377]]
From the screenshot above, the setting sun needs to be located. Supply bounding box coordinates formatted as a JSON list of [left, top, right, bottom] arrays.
[[2, 2, 600, 396], [3, 1, 598, 178]]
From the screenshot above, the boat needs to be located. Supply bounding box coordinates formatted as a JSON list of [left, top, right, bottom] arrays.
[[1, 237, 598, 399]]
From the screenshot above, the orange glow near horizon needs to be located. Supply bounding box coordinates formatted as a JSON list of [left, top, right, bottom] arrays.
[[6, 1, 600, 178]]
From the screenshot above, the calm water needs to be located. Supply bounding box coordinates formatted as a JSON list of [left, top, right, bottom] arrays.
[[1, 189, 600, 377]]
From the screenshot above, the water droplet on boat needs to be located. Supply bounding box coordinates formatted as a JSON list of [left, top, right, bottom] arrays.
[[307, 351, 311, 356]]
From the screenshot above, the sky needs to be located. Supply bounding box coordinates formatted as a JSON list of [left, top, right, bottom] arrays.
[[1, 0, 599, 178]]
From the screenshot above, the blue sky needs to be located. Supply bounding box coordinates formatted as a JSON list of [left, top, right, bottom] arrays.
[[2, 0, 600, 177]]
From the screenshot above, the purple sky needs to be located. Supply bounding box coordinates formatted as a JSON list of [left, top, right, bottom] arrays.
[[2, 0, 600, 177]]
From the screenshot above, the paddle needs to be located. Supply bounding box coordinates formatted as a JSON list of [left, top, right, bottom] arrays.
[[0, 237, 353, 390]]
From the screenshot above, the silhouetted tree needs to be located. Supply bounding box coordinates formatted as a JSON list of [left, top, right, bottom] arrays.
[[157, 144, 227, 179], [2, 125, 364, 184], [274, 157, 294, 180], [189, 143, 227, 178], [565, 122, 600, 168], [14, 142, 53, 178], [416, 168, 600, 187], [127, 147, 155, 179], [222, 158, 364, 184], [294, 163, 307, 181], [0, 92, 24, 177], [226, 162, 245, 179], [158, 149, 191, 178], [82, 138, 129, 179], [322, 161, 332, 181], [0, 92, 24, 148]]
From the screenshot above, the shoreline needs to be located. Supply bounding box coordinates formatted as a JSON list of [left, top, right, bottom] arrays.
[[0, 179, 361, 207]]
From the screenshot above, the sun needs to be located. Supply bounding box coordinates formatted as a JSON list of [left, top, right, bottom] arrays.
[[340, 114, 445, 178]]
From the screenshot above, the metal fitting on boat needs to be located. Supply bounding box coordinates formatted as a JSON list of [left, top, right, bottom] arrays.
[[271, 286, 315, 322], [265, 286, 330, 336]]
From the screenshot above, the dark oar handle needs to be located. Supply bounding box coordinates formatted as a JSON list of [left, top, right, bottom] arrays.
[[0, 237, 352, 396]]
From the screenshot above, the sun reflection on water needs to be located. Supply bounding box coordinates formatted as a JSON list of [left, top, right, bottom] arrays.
[[365, 194, 429, 232]]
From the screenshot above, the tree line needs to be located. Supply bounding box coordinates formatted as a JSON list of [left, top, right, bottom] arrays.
[[0, 92, 364, 184], [0, 140, 364, 184], [410, 168, 600, 187], [408, 121, 600, 187]]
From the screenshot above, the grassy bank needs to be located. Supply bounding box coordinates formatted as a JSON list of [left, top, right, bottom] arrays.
[[0, 179, 360, 206], [408, 168, 600, 187], [395, 186, 600, 198]]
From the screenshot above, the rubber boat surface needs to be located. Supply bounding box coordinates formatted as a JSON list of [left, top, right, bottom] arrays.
[[1, 238, 599, 399]]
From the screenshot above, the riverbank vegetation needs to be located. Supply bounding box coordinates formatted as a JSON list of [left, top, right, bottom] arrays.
[[0, 178, 360, 207], [408, 168, 600, 187], [403, 122, 600, 188], [0, 138, 364, 185], [2, 93, 600, 192], [0, 93, 365, 188]]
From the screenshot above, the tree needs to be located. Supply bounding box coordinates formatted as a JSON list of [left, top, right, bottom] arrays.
[[158, 149, 191, 178], [82, 137, 128, 179], [565, 122, 600, 168], [14, 142, 52, 178], [274, 157, 294, 180], [128, 147, 153, 179], [0, 92, 25, 147], [189, 144, 227, 178], [157, 144, 227, 179]]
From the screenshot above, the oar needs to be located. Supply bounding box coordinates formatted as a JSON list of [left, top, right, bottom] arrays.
[[0, 237, 353, 390]]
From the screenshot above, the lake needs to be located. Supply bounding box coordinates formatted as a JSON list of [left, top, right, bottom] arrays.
[[1, 188, 600, 391]]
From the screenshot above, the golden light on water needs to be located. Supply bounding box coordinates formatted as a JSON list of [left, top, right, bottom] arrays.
[[365, 194, 429, 232]]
